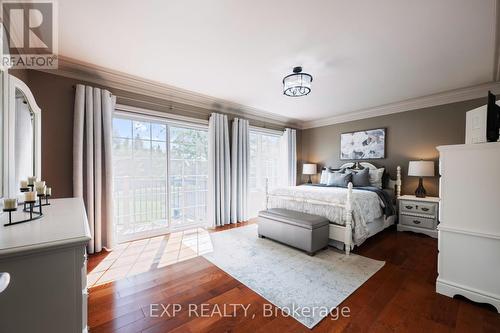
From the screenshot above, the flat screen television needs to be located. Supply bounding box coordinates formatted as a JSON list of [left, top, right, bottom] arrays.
[[487, 91, 500, 142]]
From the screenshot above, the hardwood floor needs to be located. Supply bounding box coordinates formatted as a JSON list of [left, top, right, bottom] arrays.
[[88, 224, 500, 332]]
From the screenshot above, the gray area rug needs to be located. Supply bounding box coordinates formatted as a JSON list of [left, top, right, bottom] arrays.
[[203, 224, 384, 329]]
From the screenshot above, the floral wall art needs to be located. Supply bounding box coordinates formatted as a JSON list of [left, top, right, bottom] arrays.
[[340, 128, 386, 160]]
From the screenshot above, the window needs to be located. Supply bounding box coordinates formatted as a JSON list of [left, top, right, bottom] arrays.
[[169, 126, 208, 228], [248, 130, 281, 217], [112, 115, 208, 242]]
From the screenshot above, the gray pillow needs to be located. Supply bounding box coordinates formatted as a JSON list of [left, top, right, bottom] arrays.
[[368, 167, 385, 189], [326, 172, 352, 187], [349, 168, 370, 187], [319, 169, 329, 184]]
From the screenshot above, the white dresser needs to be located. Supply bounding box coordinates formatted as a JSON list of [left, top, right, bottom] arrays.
[[436, 142, 500, 312], [0, 198, 91, 332]]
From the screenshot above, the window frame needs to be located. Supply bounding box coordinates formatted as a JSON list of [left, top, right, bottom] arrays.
[[113, 106, 209, 243], [248, 128, 282, 192]]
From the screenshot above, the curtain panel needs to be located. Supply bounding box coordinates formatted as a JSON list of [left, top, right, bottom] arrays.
[[208, 113, 231, 227], [73, 84, 116, 254], [280, 128, 297, 187], [230, 118, 249, 223]]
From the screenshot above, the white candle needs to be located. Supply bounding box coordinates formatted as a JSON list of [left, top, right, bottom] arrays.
[[34, 181, 46, 188], [36, 185, 46, 196], [20, 180, 28, 189], [25, 191, 37, 202], [27, 176, 37, 186], [46, 187, 52, 196], [3, 198, 17, 210]]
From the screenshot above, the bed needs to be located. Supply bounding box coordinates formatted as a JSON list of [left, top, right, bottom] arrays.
[[265, 162, 401, 255]]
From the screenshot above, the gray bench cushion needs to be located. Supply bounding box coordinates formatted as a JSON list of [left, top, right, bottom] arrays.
[[258, 208, 329, 230]]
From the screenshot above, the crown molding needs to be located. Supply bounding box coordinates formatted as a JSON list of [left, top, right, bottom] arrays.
[[301, 82, 500, 129], [35, 56, 302, 128], [33, 57, 500, 131]]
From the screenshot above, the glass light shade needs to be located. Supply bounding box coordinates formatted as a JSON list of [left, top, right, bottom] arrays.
[[408, 161, 434, 177], [283, 68, 313, 97], [302, 163, 317, 175]]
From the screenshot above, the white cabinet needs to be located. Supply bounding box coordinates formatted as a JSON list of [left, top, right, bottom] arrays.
[[436, 142, 500, 313], [0, 198, 91, 332]]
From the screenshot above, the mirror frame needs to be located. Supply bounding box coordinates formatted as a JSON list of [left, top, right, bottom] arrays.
[[0, 70, 7, 201], [7, 75, 42, 197]]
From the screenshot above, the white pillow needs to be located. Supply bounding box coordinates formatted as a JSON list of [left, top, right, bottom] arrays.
[[368, 168, 385, 189], [320, 169, 329, 184]]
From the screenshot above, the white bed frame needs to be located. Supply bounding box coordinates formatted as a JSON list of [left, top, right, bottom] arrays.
[[266, 162, 402, 255]]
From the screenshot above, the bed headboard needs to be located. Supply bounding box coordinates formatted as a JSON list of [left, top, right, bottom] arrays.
[[339, 161, 378, 170], [337, 162, 402, 197]]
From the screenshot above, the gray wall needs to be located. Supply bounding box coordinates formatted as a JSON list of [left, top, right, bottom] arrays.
[[299, 98, 486, 196]]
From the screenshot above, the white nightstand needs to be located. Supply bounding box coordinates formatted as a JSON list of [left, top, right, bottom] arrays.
[[397, 195, 439, 238]]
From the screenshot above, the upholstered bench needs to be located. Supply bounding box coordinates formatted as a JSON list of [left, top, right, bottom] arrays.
[[257, 208, 329, 255]]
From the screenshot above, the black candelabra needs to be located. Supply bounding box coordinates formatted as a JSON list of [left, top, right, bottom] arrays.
[[3, 189, 51, 227]]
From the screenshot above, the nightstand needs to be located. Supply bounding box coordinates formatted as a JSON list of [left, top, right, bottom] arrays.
[[397, 195, 439, 238]]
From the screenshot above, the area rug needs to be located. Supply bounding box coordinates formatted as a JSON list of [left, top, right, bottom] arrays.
[[202, 224, 384, 329]]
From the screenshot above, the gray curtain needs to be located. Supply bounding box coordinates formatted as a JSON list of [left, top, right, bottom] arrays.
[[280, 128, 297, 186], [230, 118, 249, 223], [208, 113, 231, 227], [73, 84, 116, 254]]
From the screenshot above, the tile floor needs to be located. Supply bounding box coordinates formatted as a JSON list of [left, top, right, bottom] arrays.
[[87, 227, 213, 287]]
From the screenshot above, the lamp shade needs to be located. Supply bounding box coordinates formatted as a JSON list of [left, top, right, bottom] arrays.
[[302, 164, 317, 175], [408, 161, 435, 177]]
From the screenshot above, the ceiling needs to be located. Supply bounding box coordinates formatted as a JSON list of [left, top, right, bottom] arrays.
[[57, 0, 498, 124]]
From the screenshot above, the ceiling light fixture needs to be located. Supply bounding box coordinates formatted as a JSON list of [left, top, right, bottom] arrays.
[[283, 66, 313, 97]]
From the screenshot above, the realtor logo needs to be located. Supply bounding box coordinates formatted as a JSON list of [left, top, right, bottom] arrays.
[[1, 0, 58, 69]]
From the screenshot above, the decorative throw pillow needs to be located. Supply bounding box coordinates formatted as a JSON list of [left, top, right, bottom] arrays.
[[349, 168, 371, 187], [326, 172, 352, 187], [319, 169, 329, 184], [368, 167, 385, 189]]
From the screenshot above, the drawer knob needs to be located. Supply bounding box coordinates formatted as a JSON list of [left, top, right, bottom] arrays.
[[421, 207, 429, 212], [405, 205, 413, 209], [413, 220, 421, 225]]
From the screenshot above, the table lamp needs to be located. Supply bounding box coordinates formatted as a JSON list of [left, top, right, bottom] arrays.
[[303, 163, 317, 184], [408, 160, 435, 198]]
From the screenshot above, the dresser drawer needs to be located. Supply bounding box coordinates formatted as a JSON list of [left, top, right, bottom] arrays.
[[400, 201, 436, 216], [400, 215, 435, 230]]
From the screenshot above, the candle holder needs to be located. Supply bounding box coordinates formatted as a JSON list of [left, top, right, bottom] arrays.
[[4, 201, 43, 227], [37, 194, 44, 215], [19, 186, 51, 208], [3, 208, 16, 226]]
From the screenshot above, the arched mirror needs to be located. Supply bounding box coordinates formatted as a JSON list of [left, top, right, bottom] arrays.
[[8, 75, 41, 197], [0, 70, 6, 200]]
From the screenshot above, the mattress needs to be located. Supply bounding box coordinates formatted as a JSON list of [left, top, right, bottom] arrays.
[[267, 185, 384, 244]]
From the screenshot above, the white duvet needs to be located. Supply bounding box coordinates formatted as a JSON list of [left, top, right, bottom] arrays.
[[267, 185, 384, 245]]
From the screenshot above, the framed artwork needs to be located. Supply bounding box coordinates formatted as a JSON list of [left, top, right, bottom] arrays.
[[340, 128, 386, 160]]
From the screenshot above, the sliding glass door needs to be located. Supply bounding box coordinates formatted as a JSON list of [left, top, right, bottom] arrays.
[[112, 114, 208, 242], [169, 126, 208, 229], [248, 130, 281, 218]]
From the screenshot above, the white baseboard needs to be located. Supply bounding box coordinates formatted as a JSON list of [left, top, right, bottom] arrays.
[[436, 278, 500, 313]]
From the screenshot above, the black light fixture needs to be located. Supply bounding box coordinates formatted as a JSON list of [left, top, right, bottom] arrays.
[[283, 66, 313, 97]]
